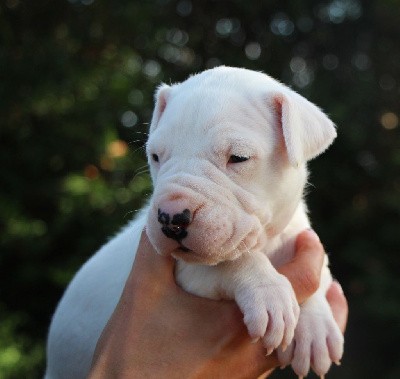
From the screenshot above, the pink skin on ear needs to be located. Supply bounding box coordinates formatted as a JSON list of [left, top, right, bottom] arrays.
[[272, 96, 291, 164], [271, 92, 337, 167], [150, 84, 171, 133]]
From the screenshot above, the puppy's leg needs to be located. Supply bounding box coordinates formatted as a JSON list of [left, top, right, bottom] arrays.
[[277, 264, 344, 377], [176, 252, 300, 354]]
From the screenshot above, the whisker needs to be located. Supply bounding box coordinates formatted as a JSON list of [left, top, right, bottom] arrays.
[[134, 170, 150, 178], [136, 167, 150, 173], [131, 169, 150, 180], [241, 240, 252, 254], [123, 209, 140, 220], [127, 139, 144, 144], [132, 147, 146, 156], [123, 210, 135, 219], [133, 164, 149, 173], [228, 240, 242, 260]]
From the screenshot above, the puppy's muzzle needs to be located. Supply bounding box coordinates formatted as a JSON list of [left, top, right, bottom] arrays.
[[158, 208, 191, 242]]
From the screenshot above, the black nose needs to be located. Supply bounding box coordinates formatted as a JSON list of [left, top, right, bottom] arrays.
[[158, 208, 191, 241]]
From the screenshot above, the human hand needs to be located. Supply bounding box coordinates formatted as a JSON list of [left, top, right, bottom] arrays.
[[88, 229, 347, 379], [287, 230, 348, 331]]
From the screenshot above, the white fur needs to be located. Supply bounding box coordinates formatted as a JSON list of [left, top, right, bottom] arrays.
[[45, 67, 343, 378]]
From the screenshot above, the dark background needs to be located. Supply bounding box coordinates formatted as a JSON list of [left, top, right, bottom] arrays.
[[1, 0, 399, 377]]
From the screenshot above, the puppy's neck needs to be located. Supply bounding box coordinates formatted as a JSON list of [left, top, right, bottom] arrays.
[[262, 200, 310, 263]]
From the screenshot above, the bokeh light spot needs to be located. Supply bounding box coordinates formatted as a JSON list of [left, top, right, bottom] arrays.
[[107, 140, 129, 158], [245, 42, 261, 60], [84, 164, 99, 180], [121, 111, 138, 127], [380, 112, 399, 130]]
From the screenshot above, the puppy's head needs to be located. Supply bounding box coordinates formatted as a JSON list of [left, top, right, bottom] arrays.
[[145, 66, 336, 265]]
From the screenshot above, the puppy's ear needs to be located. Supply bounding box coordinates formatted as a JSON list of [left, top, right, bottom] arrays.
[[272, 91, 337, 167], [150, 83, 171, 133]]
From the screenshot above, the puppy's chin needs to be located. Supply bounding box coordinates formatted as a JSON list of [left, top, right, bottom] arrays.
[[171, 246, 243, 266], [171, 250, 220, 265]]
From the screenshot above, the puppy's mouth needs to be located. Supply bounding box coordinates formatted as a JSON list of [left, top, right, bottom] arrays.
[[177, 244, 191, 253], [171, 240, 242, 266], [172, 242, 221, 265]]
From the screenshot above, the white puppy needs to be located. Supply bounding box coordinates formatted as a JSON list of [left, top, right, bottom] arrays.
[[45, 66, 344, 378]]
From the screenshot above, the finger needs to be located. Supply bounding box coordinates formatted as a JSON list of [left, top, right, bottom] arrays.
[[326, 281, 348, 333], [278, 229, 325, 304], [257, 369, 275, 379], [130, 230, 176, 286], [225, 339, 279, 378], [244, 342, 279, 377]]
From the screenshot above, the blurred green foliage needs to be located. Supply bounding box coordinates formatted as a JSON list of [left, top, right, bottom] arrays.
[[0, 0, 399, 378]]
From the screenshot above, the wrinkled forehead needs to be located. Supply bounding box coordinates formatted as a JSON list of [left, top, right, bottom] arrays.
[[149, 87, 277, 151]]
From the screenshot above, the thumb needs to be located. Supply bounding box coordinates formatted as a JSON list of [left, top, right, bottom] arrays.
[[130, 230, 176, 286]]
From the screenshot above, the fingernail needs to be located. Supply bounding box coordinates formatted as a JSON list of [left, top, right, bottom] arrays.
[[250, 337, 260, 344]]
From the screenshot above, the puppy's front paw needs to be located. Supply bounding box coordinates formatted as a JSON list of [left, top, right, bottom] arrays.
[[236, 273, 300, 354], [277, 303, 344, 377]]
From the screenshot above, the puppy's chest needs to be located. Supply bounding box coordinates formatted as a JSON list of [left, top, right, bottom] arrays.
[[266, 234, 297, 269]]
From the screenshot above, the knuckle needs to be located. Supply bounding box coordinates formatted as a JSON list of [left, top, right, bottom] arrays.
[[301, 266, 320, 295]]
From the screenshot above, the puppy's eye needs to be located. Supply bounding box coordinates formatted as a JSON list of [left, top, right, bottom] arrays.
[[152, 154, 159, 162], [228, 155, 249, 164]]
